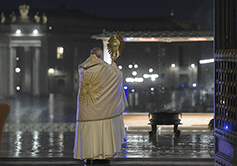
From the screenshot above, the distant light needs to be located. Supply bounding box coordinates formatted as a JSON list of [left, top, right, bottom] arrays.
[[134, 64, 138, 68], [188, 37, 207, 41], [225, 125, 229, 130], [128, 64, 133, 69], [48, 68, 55, 74], [171, 64, 175, 68], [125, 77, 144, 83], [181, 84, 184, 88], [151, 77, 156, 81], [16, 86, 20, 91], [131, 89, 135, 93], [58, 47, 64, 54], [118, 65, 122, 70], [16, 29, 21, 34], [57, 47, 64, 59], [151, 87, 155, 91], [199, 58, 214, 64], [149, 68, 153, 73], [192, 83, 197, 87], [191, 64, 195, 68], [143, 74, 159, 79], [143, 74, 149, 78], [16, 57, 19, 61], [132, 71, 137, 76], [33, 29, 39, 35], [138, 38, 159, 42], [162, 74, 166, 78], [49, 26, 52, 30], [15, 67, 21, 73], [124, 85, 128, 90]]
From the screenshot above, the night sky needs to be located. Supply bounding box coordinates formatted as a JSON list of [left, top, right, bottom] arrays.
[[0, 0, 213, 30]]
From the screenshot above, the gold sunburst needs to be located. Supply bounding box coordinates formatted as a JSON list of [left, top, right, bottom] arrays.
[[79, 72, 103, 105]]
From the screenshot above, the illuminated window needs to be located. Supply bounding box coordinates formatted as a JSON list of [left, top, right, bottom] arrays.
[[57, 46, 64, 59]]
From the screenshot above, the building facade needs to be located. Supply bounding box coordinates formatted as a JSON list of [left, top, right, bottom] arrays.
[[0, 5, 213, 113]]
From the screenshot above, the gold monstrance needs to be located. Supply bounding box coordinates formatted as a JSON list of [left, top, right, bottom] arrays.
[[107, 32, 125, 62]]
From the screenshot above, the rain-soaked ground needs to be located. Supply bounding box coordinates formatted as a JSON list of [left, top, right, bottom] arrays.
[[0, 94, 214, 165]]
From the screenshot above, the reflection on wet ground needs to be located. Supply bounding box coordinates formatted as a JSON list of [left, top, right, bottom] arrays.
[[2, 94, 77, 123], [1, 94, 214, 165], [1, 132, 214, 158]]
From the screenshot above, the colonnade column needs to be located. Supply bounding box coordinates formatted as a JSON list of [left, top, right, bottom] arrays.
[[9, 47, 16, 96], [33, 47, 40, 96], [102, 39, 111, 64]]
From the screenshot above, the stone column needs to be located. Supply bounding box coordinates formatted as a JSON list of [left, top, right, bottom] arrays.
[[102, 39, 111, 64], [0, 47, 4, 98], [33, 47, 40, 96], [9, 47, 16, 96]]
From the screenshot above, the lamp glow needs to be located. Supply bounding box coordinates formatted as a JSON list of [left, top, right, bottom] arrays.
[[199, 58, 214, 64], [143, 74, 159, 79], [192, 83, 197, 87], [151, 87, 154, 91], [118, 65, 122, 70], [58, 47, 64, 54], [134, 64, 138, 68], [15, 67, 21, 73], [16, 29, 21, 34], [16, 86, 20, 91], [128, 64, 133, 69], [149, 68, 153, 73], [33, 29, 39, 35], [123, 85, 128, 90], [225, 125, 229, 130], [191, 64, 195, 68], [132, 71, 137, 76], [171, 64, 175, 68], [131, 89, 135, 93], [125, 77, 144, 83], [48, 68, 55, 74]]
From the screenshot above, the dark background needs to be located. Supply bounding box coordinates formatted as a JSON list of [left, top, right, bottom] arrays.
[[0, 0, 213, 30]]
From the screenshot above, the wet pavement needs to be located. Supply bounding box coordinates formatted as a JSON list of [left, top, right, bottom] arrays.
[[1, 132, 214, 165], [0, 94, 214, 165], [1, 132, 214, 158]]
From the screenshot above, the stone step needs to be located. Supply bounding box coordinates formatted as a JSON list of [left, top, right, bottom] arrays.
[[0, 157, 214, 166]]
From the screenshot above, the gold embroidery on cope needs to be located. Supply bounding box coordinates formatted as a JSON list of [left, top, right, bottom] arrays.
[[79, 72, 103, 105]]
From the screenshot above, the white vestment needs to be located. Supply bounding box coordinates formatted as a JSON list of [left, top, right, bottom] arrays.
[[73, 54, 128, 159]]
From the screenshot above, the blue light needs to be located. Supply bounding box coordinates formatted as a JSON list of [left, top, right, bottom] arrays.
[[124, 138, 127, 142], [225, 125, 229, 130], [162, 75, 166, 78], [124, 85, 128, 90], [181, 84, 184, 88]]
